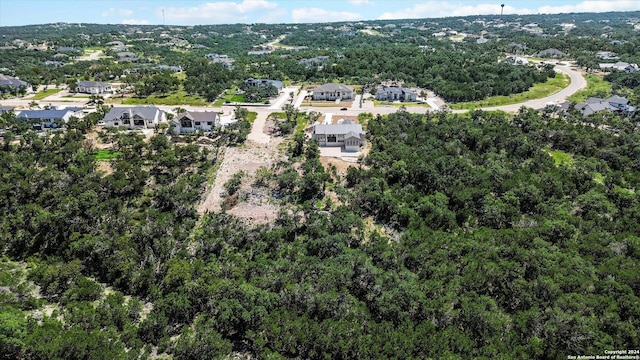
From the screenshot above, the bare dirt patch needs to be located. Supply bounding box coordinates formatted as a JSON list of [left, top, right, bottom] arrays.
[[96, 161, 114, 176], [198, 138, 285, 224]]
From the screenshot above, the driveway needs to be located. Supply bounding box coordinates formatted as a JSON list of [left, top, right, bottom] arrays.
[[269, 86, 299, 109]]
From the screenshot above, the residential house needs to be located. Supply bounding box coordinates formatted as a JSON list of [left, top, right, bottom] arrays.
[[375, 85, 417, 102], [56, 46, 77, 53], [535, 48, 566, 58], [244, 78, 283, 91], [596, 51, 619, 60], [505, 55, 529, 65], [299, 56, 330, 68], [0, 74, 30, 92], [311, 122, 365, 152], [16, 108, 82, 130], [153, 65, 182, 73], [117, 52, 138, 63], [312, 83, 354, 101], [103, 106, 166, 129], [599, 62, 638, 73], [170, 111, 220, 134], [574, 96, 635, 117], [0, 106, 14, 115], [205, 53, 235, 69], [76, 81, 113, 94]]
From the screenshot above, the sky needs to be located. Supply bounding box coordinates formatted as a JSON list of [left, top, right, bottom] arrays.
[[1, 0, 640, 27]]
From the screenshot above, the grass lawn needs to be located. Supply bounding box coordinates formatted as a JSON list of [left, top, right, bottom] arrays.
[[547, 149, 573, 167], [84, 46, 105, 51], [247, 112, 257, 123], [567, 74, 612, 103], [122, 91, 209, 106], [213, 88, 248, 106], [450, 73, 570, 110], [94, 149, 122, 160], [28, 88, 62, 100]]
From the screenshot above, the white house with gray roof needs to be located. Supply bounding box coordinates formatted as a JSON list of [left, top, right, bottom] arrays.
[[375, 85, 417, 102], [75, 81, 113, 94], [103, 106, 166, 129], [574, 96, 635, 117], [170, 111, 220, 134], [599, 62, 638, 73], [311, 123, 365, 152], [312, 83, 354, 101]]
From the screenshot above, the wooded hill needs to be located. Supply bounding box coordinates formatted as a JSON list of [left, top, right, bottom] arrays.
[[1, 102, 640, 358]]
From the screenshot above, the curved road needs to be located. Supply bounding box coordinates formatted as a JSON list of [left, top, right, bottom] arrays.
[[474, 64, 587, 113], [0, 65, 587, 118]]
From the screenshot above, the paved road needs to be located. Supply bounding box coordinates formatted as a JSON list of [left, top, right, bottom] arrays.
[[1, 64, 587, 119], [476, 64, 587, 112]]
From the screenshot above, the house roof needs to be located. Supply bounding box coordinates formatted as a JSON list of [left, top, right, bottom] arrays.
[[313, 123, 364, 136], [245, 78, 283, 89], [536, 48, 565, 57], [77, 80, 110, 88], [0, 74, 29, 87], [180, 111, 219, 122], [16, 109, 75, 119], [314, 83, 353, 93], [104, 106, 163, 121], [607, 95, 628, 105]]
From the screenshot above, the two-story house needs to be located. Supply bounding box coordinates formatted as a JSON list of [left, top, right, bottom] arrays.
[[312, 83, 354, 101], [103, 106, 166, 129]]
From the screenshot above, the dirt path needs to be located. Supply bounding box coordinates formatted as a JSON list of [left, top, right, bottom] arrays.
[[247, 112, 271, 144]]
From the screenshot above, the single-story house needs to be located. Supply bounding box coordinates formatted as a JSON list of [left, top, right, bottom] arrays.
[[312, 83, 355, 101], [599, 62, 638, 73], [153, 65, 182, 73], [76, 81, 113, 94], [244, 78, 283, 91], [170, 111, 220, 134], [43, 60, 65, 67], [0, 106, 15, 115], [0, 74, 30, 92], [205, 53, 235, 69], [16, 108, 83, 129], [117, 52, 138, 63], [311, 123, 365, 152], [535, 48, 566, 58], [299, 56, 330, 68], [375, 86, 417, 102], [103, 106, 166, 129], [574, 96, 635, 117], [505, 55, 529, 65], [596, 51, 619, 60]]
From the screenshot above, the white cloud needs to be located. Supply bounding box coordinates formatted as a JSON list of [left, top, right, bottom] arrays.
[[537, 1, 640, 14], [348, 0, 370, 5], [122, 19, 150, 25], [161, 0, 278, 24], [377, 0, 640, 20], [292, 8, 362, 23], [256, 9, 289, 23], [102, 8, 134, 18]]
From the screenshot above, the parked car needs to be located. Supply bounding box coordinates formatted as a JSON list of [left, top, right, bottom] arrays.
[[340, 107, 348, 110]]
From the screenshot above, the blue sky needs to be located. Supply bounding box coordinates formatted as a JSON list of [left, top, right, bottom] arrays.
[[1, 0, 640, 26]]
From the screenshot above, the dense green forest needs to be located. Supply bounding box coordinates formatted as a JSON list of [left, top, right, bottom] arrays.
[[2, 105, 640, 358]]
